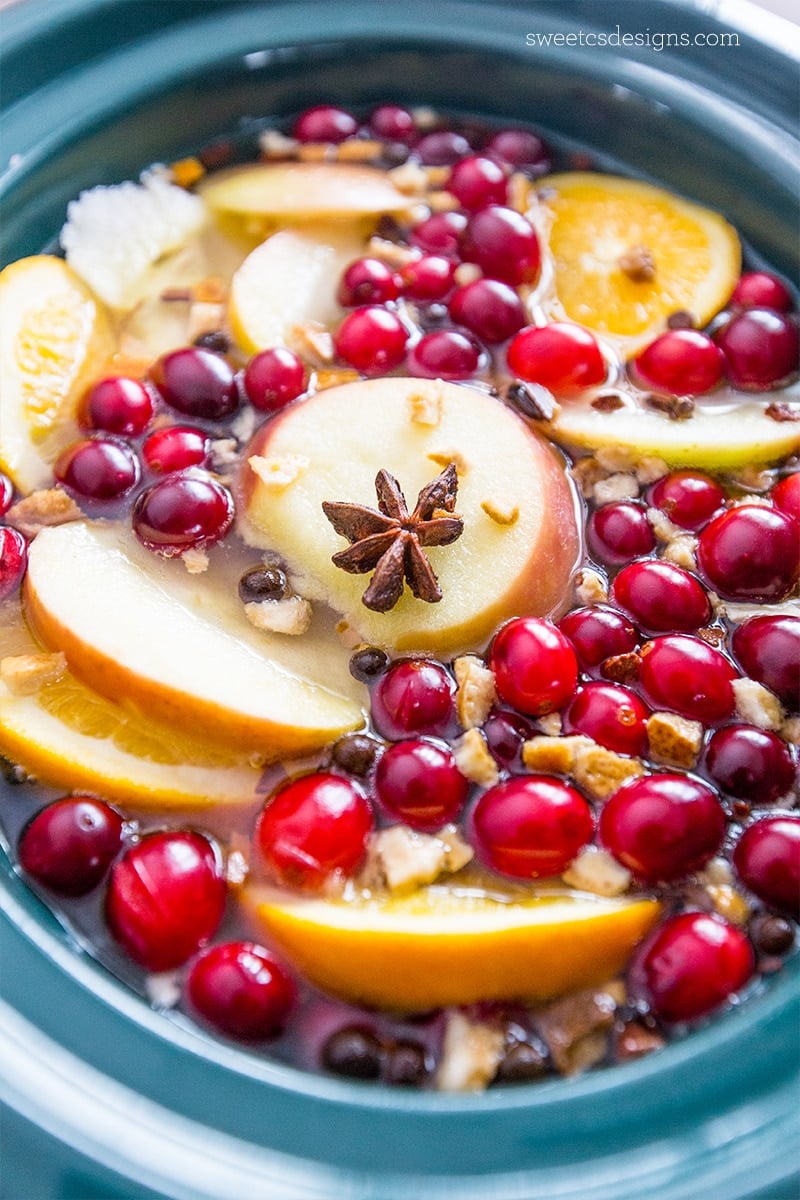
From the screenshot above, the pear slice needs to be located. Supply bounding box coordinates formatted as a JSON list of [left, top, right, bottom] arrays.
[[24, 522, 364, 757], [239, 378, 581, 655]]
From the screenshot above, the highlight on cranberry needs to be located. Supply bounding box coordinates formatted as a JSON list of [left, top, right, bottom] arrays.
[[186, 941, 296, 1041], [490, 617, 578, 716], [471, 775, 594, 879], [19, 796, 124, 896]]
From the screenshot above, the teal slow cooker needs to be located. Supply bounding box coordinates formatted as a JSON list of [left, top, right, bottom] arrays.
[[1, 2, 798, 1198]]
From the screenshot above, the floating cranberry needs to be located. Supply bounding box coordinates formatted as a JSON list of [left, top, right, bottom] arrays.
[[416, 129, 471, 166], [732, 615, 800, 711], [371, 659, 456, 740], [334, 305, 408, 375], [55, 437, 140, 501], [80, 376, 154, 435], [733, 815, 800, 916], [507, 322, 605, 395], [600, 774, 725, 883], [705, 725, 796, 804], [633, 330, 725, 395], [448, 278, 526, 343], [149, 346, 238, 421], [564, 681, 649, 757], [398, 255, 455, 301], [337, 257, 400, 307], [408, 329, 480, 380], [696, 504, 800, 602], [19, 796, 124, 896], [256, 772, 373, 889], [0, 471, 13, 517], [639, 635, 737, 724], [485, 128, 550, 174], [368, 104, 416, 143], [106, 830, 226, 971], [490, 617, 578, 716], [293, 105, 357, 143], [374, 738, 469, 831], [587, 501, 655, 567], [410, 211, 467, 258], [142, 425, 209, 474], [730, 272, 794, 313], [558, 605, 638, 674], [611, 559, 711, 634], [242, 347, 307, 411], [484, 708, 536, 771], [0, 527, 28, 600], [446, 155, 508, 210], [771, 473, 800, 524], [471, 775, 594, 879], [632, 912, 754, 1023], [133, 473, 234, 555], [186, 941, 295, 1041], [714, 308, 799, 390], [461, 206, 541, 286], [648, 470, 725, 531]]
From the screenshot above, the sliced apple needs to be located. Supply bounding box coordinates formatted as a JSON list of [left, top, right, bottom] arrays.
[[24, 522, 365, 756], [239, 378, 580, 655]]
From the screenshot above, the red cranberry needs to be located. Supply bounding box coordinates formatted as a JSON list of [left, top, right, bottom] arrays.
[[337, 257, 400, 307], [142, 425, 208, 474], [410, 211, 467, 258], [371, 659, 456, 740], [490, 617, 578, 716], [416, 130, 471, 166], [408, 329, 480, 380], [733, 815, 800, 916], [771, 473, 800, 524], [256, 772, 373, 889], [705, 725, 796, 804], [446, 155, 508, 210], [471, 775, 594, 879], [186, 941, 295, 1040], [632, 912, 754, 1022], [485, 128, 550, 174], [0, 527, 28, 600], [639, 634, 737, 724], [461, 206, 541, 286], [714, 308, 799, 390], [80, 376, 154, 435], [293, 105, 357, 143], [633, 330, 725, 395], [731, 272, 794, 313], [398, 255, 455, 302], [564, 682, 649, 757], [600, 774, 725, 883], [697, 504, 800, 602], [484, 709, 537, 771], [19, 796, 123, 896], [334, 306, 408, 375], [648, 470, 725, 531], [732, 615, 800, 711], [55, 437, 139, 500], [149, 347, 238, 420], [507, 322, 605, 394], [0, 471, 13, 517], [374, 738, 469, 831], [558, 605, 638, 674], [587, 501, 655, 566], [106, 831, 226, 971], [368, 104, 416, 144], [448, 278, 526, 343], [133, 473, 234, 555], [242, 347, 307, 411], [611, 559, 711, 634]]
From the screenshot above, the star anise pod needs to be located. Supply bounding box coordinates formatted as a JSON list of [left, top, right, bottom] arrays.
[[321, 463, 464, 612]]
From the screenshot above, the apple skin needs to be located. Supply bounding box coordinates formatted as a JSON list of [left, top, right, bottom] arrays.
[[239, 378, 581, 655]]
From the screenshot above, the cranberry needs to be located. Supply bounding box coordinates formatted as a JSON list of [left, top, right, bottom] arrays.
[[732, 615, 800, 711], [293, 104, 357, 143], [600, 774, 725, 883], [448, 278, 526, 344], [186, 941, 295, 1040], [398, 255, 455, 302], [484, 709, 536, 771], [696, 504, 800, 602], [733, 815, 800, 916], [471, 775, 594, 879], [337, 257, 400, 307], [242, 349, 305, 413], [416, 130, 471, 165], [485, 128, 550, 174], [490, 617, 578, 716], [54, 437, 140, 501], [461, 206, 541, 286], [639, 634, 737, 724], [446, 155, 508, 210], [256, 772, 373, 889], [133, 473, 234, 555], [80, 376, 154, 435], [771, 473, 800, 524], [611, 559, 711, 634], [142, 425, 208, 474], [0, 471, 13, 517], [705, 725, 796, 804], [714, 308, 799, 390], [410, 211, 467, 258], [564, 681, 649, 757], [507, 323, 605, 395], [558, 605, 638, 674], [374, 738, 469, 831], [648, 470, 725, 531], [730, 272, 794, 313], [149, 347, 239, 420], [632, 330, 725, 395], [18, 796, 124, 896], [106, 830, 225, 971], [371, 659, 456, 740], [334, 305, 408, 375], [369, 104, 416, 144], [587, 501, 655, 566], [407, 329, 480, 380], [632, 912, 754, 1023], [0, 527, 28, 600]]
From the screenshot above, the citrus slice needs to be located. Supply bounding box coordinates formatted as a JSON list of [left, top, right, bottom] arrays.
[[242, 884, 661, 1009], [536, 173, 740, 352], [0, 255, 116, 491]]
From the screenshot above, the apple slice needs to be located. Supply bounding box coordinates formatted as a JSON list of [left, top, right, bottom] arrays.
[[239, 378, 580, 655], [24, 522, 365, 756]]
